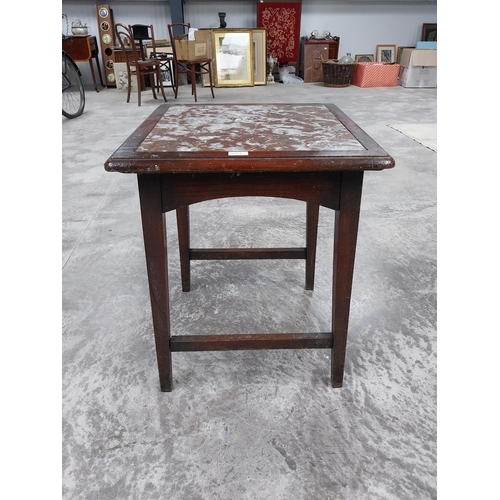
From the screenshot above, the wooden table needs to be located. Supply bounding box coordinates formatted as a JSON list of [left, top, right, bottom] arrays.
[[104, 103, 395, 391], [62, 36, 104, 92]]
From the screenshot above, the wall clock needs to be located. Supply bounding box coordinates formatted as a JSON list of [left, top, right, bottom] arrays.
[[99, 7, 109, 18]]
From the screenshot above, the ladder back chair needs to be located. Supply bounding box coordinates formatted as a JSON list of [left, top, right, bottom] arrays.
[[136, 24, 175, 93], [114, 23, 168, 106]]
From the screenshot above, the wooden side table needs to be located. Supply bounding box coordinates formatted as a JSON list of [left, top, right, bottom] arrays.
[[62, 36, 104, 92], [104, 103, 395, 392]]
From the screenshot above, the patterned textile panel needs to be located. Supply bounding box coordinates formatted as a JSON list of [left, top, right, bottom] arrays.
[[257, 1, 301, 63]]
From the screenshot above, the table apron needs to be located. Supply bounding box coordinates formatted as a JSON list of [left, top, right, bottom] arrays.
[[158, 171, 341, 212]]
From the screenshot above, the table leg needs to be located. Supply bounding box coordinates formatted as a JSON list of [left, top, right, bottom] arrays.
[[331, 171, 364, 388], [137, 174, 173, 392], [176, 206, 191, 292], [95, 55, 105, 87], [191, 65, 197, 102], [305, 202, 320, 290], [172, 64, 179, 98], [88, 60, 98, 92]]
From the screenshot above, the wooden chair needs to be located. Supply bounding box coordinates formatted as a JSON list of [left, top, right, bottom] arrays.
[[168, 22, 215, 102], [114, 23, 167, 106], [134, 24, 174, 93]]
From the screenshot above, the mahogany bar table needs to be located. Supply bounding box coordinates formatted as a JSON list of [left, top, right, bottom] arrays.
[[104, 103, 395, 392]]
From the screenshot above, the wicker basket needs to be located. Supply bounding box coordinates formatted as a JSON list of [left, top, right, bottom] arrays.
[[322, 59, 356, 87]]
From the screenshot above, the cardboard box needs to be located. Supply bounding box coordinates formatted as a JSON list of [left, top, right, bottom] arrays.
[[174, 29, 211, 61], [398, 48, 437, 88], [351, 62, 400, 87]]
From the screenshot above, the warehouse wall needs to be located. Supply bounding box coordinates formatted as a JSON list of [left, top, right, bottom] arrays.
[[62, 1, 437, 87]]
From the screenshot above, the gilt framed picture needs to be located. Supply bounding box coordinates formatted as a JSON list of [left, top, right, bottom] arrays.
[[213, 30, 254, 87], [376, 45, 396, 63], [252, 29, 267, 85]]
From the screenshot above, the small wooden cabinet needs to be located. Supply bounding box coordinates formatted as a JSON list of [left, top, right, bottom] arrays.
[[63, 36, 105, 91], [299, 37, 340, 82]]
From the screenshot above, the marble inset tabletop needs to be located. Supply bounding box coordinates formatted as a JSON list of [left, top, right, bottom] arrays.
[[105, 103, 395, 173], [137, 104, 365, 154]]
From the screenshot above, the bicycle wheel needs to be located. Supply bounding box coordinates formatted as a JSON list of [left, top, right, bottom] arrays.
[[62, 52, 85, 119]]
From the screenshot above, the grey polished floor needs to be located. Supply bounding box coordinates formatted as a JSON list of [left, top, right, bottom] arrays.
[[62, 81, 437, 499]]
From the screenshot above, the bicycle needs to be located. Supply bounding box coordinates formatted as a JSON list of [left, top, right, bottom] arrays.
[[62, 42, 85, 119]]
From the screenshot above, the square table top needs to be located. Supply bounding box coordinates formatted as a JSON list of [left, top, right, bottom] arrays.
[[105, 103, 394, 174]]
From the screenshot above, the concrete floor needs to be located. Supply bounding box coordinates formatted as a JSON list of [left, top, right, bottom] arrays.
[[62, 80, 437, 499]]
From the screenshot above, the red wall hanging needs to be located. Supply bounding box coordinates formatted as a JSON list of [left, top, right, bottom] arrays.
[[257, 0, 302, 64]]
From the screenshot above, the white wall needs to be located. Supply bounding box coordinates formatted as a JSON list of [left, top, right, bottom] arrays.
[[300, 1, 437, 56], [63, 1, 172, 40], [62, 1, 437, 87], [184, 1, 257, 29], [186, 1, 437, 58]]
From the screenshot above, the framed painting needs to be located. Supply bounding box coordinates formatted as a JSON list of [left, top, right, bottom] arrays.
[[421, 23, 437, 42], [252, 29, 267, 85], [158, 57, 175, 88], [376, 44, 396, 63], [144, 45, 175, 87], [355, 54, 374, 63], [213, 30, 254, 87]]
